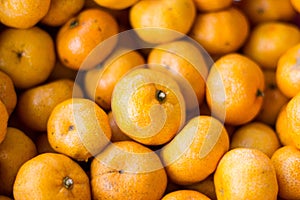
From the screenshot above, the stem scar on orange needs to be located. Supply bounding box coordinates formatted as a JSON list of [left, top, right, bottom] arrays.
[[111, 67, 186, 146], [56, 8, 119, 70]]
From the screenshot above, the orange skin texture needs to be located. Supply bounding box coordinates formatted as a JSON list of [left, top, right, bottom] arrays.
[[271, 146, 300, 199], [0, 100, 8, 144], [276, 103, 295, 146], [214, 148, 278, 200], [286, 92, 300, 149], [193, 0, 232, 12], [190, 7, 249, 55], [147, 40, 208, 111], [129, 0, 196, 43], [243, 21, 300, 69], [256, 70, 289, 126], [85, 49, 145, 111], [160, 115, 229, 185], [240, 0, 296, 24], [0, 0, 51, 29], [47, 98, 112, 161], [111, 68, 186, 146], [206, 53, 265, 125], [0, 27, 56, 89], [41, 0, 85, 27], [13, 153, 91, 200], [276, 43, 300, 98], [0, 71, 17, 116], [230, 122, 281, 158], [161, 190, 211, 200], [17, 79, 83, 132], [56, 8, 119, 70], [90, 141, 167, 200], [0, 127, 37, 196]]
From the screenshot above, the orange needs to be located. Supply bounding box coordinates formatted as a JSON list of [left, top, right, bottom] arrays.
[[0, 27, 56, 89], [0, 127, 37, 196], [147, 40, 209, 111], [41, 0, 85, 27], [243, 21, 300, 69], [193, 0, 232, 12], [189, 7, 249, 55], [90, 140, 167, 200], [230, 122, 281, 157], [35, 133, 56, 154], [276, 43, 300, 98], [161, 190, 211, 200], [84, 49, 145, 111], [184, 174, 217, 200], [285, 92, 300, 148], [47, 98, 112, 161], [271, 146, 300, 199], [291, 0, 300, 13], [108, 111, 132, 142], [206, 53, 265, 125], [94, 0, 139, 10], [256, 70, 289, 126], [111, 68, 186, 146], [240, 0, 296, 24], [0, 70, 17, 116], [13, 153, 91, 200], [160, 115, 229, 185], [0, 196, 12, 200], [0, 100, 8, 144], [56, 8, 119, 70], [0, 0, 50, 29], [214, 148, 278, 200], [129, 0, 196, 43], [17, 79, 83, 132], [275, 103, 294, 146]]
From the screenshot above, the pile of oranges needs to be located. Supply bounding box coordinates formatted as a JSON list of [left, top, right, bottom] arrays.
[[1, 0, 300, 199]]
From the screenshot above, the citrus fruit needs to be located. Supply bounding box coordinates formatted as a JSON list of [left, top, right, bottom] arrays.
[[271, 145, 300, 199], [276, 43, 300, 98], [56, 8, 119, 70], [193, 0, 232, 12], [190, 7, 249, 55], [206, 53, 265, 125], [41, 0, 85, 27], [47, 98, 112, 161], [161, 190, 211, 200], [85, 49, 145, 111], [147, 40, 209, 111], [256, 69, 289, 126], [94, 0, 139, 10], [230, 122, 281, 157], [0, 0, 51, 28], [17, 79, 83, 132], [275, 103, 294, 146], [243, 21, 300, 69], [0, 127, 37, 196], [160, 115, 229, 185], [214, 148, 278, 200], [0, 70, 17, 116], [129, 0, 196, 43], [240, 0, 296, 24], [0, 100, 8, 144], [0, 27, 56, 89], [13, 153, 91, 200], [90, 140, 167, 200]]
